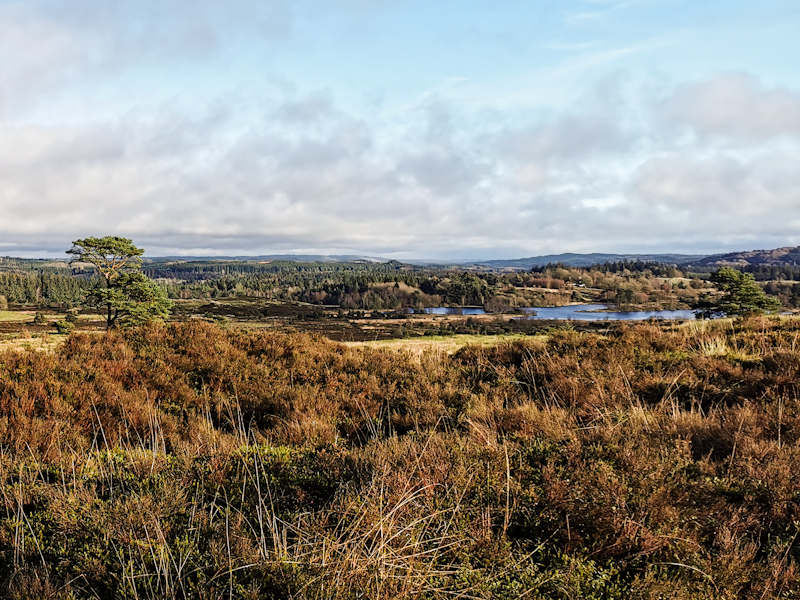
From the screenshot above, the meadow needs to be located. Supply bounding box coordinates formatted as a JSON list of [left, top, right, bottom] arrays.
[[1, 316, 799, 598]]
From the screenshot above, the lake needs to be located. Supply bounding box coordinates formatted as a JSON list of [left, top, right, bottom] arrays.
[[407, 307, 488, 315], [406, 304, 697, 321], [518, 304, 697, 321]]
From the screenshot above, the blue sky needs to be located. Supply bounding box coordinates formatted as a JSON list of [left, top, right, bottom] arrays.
[[1, 0, 800, 259]]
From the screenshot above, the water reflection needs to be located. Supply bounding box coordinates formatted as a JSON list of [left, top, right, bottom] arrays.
[[406, 307, 487, 316], [404, 304, 697, 321], [518, 304, 697, 321]]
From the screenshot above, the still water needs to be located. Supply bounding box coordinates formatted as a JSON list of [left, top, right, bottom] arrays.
[[406, 304, 696, 321], [409, 307, 488, 315], [518, 304, 697, 321]]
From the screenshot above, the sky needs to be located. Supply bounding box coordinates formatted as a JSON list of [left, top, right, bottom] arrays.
[[1, 0, 800, 260]]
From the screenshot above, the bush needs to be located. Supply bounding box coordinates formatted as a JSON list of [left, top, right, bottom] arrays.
[[54, 320, 75, 335]]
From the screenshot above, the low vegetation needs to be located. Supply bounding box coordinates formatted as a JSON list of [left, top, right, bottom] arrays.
[[1, 317, 800, 598]]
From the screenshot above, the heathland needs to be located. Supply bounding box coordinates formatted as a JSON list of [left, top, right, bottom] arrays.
[[1, 251, 800, 598], [1, 317, 800, 599]]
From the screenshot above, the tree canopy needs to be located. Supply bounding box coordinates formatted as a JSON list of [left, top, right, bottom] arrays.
[[67, 237, 171, 329], [67, 236, 145, 284], [710, 266, 781, 316]]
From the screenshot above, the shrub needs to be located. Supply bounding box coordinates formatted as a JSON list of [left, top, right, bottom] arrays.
[[0, 319, 798, 598], [54, 320, 75, 335]]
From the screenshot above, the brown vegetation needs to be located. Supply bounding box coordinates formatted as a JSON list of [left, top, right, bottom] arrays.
[[1, 318, 800, 598]]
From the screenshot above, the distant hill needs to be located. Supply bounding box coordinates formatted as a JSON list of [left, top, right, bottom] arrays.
[[472, 253, 706, 270], [148, 254, 386, 264], [8, 247, 800, 271], [689, 246, 800, 267]]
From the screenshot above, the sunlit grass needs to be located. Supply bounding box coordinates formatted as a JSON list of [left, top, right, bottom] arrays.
[[75, 313, 105, 322], [0, 332, 67, 352], [345, 333, 546, 353], [0, 310, 35, 322], [0, 309, 104, 323]]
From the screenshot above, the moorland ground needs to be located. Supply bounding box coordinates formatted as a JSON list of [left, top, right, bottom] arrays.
[[0, 298, 616, 346], [1, 315, 800, 598]]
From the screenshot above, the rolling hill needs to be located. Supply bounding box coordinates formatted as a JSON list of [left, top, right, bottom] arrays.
[[689, 246, 800, 267]]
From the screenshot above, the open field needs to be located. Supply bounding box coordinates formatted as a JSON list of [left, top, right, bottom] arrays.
[[0, 332, 68, 352], [0, 310, 35, 322], [344, 333, 548, 353], [0, 298, 700, 354], [0, 299, 621, 348], [169, 297, 620, 341]]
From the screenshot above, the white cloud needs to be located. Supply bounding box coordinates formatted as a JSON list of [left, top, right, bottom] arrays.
[[659, 73, 800, 141], [496, 112, 629, 164], [275, 90, 336, 123], [629, 152, 800, 222], [3, 77, 795, 258]]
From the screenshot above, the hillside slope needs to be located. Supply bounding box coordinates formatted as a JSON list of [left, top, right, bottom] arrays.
[[691, 246, 800, 267], [474, 252, 705, 269]]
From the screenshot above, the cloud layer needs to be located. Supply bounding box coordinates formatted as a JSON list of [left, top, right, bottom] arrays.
[[1, 1, 799, 258], [659, 73, 800, 141]]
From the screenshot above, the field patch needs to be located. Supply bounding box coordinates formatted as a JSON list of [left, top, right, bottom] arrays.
[[345, 333, 545, 353], [0, 310, 35, 322], [0, 332, 67, 352]]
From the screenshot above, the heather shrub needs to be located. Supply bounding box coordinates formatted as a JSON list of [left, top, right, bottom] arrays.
[[0, 319, 799, 598]]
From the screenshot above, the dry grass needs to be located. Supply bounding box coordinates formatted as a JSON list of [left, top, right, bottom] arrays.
[[344, 333, 543, 354], [0, 310, 103, 324], [0, 332, 67, 352], [0, 310, 35, 322], [1, 317, 800, 599]]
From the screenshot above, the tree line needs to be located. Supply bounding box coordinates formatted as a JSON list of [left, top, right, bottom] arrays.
[[1, 247, 791, 314], [0, 271, 96, 306]]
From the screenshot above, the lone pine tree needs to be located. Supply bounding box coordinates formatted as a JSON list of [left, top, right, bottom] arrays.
[[67, 236, 172, 329]]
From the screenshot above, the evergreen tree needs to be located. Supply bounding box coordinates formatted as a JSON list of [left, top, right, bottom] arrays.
[[67, 237, 172, 329], [710, 267, 781, 316]]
